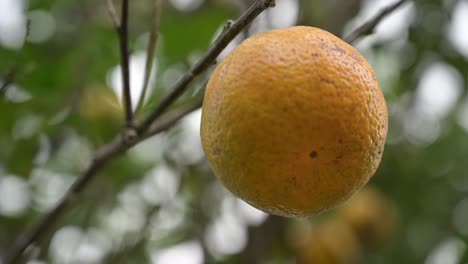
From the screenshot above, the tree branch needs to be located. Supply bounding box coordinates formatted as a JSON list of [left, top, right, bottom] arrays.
[[4, 100, 203, 264], [4, 137, 126, 264], [343, 0, 410, 44], [136, 0, 276, 134], [118, 0, 134, 127], [106, 0, 120, 28], [0, 65, 17, 98], [4, 1, 274, 262], [142, 95, 204, 140], [135, 0, 162, 116]]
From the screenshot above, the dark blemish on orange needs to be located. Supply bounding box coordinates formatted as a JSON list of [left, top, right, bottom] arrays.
[[332, 43, 346, 54], [291, 176, 298, 187], [309, 151, 318, 158], [310, 53, 319, 58], [319, 76, 333, 85], [351, 52, 361, 61], [213, 148, 222, 155]]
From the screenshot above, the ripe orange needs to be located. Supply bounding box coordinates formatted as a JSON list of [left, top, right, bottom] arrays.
[[291, 219, 363, 264], [200, 26, 388, 217], [79, 86, 122, 121], [338, 187, 399, 248]]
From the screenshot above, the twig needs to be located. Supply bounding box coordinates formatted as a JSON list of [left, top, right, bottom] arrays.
[[4, 137, 126, 264], [118, 0, 134, 127], [4, 1, 274, 262], [106, 0, 120, 28], [0, 65, 17, 98], [135, 0, 162, 116], [136, 0, 277, 134], [344, 0, 410, 43], [4, 96, 203, 263], [142, 95, 204, 140]]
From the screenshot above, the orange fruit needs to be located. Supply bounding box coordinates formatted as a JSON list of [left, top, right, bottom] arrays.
[[79, 86, 122, 121], [290, 219, 363, 264], [200, 26, 388, 217], [338, 187, 399, 248]]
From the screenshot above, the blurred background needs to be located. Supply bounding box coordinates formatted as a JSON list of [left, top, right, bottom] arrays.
[[1, 0, 468, 263]]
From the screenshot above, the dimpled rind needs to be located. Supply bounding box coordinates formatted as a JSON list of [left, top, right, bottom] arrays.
[[200, 26, 388, 218]]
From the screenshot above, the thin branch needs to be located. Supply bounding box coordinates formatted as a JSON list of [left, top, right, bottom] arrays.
[[118, 0, 134, 127], [136, 0, 276, 134], [344, 0, 410, 44], [106, 0, 120, 28], [135, 0, 162, 116], [142, 95, 203, 140], [4, 137, 127, 264], [4, 1, 274, 262], [0, 65, 17, 98], [3, 96, 203, 263]]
